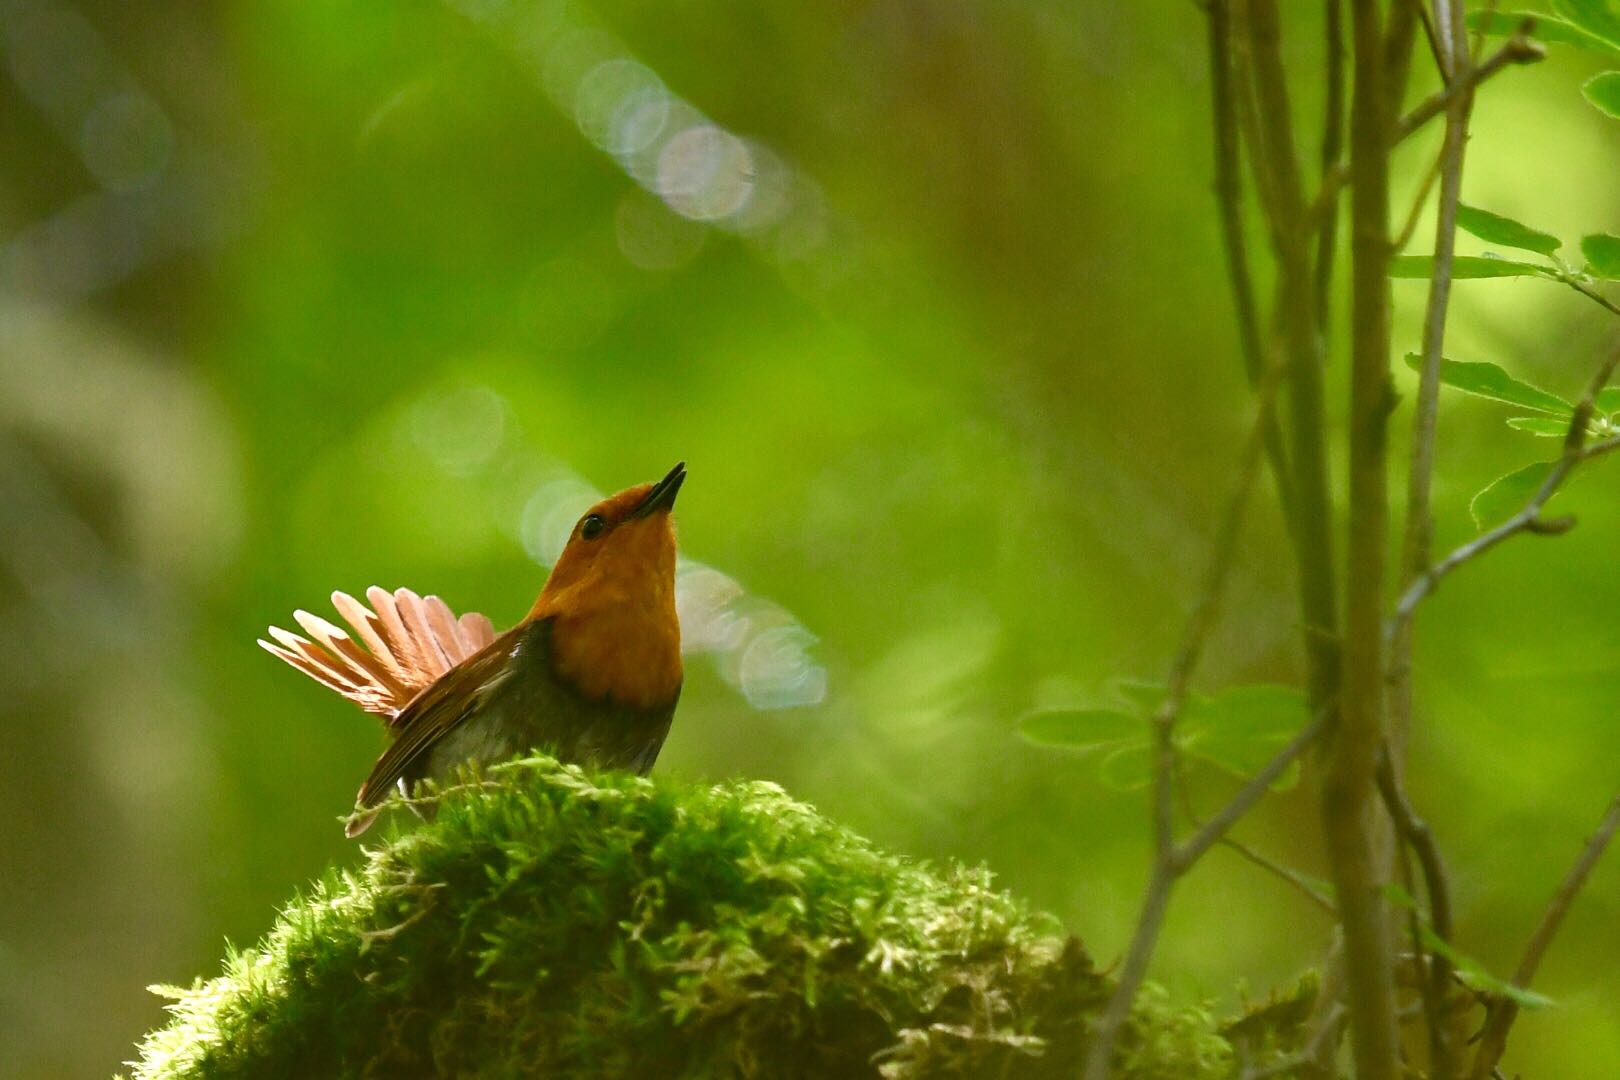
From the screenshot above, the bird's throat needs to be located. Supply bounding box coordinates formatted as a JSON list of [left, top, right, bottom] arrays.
[[546, 598, 682, 711]]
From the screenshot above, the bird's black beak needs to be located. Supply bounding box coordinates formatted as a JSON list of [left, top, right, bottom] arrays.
[[632, 461, 686, 518]]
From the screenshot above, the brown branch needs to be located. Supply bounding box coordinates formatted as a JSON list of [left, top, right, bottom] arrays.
[[1177, 714, 1328, 870], [1392, 149, 1443, 254], [1379, 749, 1456, 1073], [1080, 343, 1295, 1078], [1208, 0, 1297, 522], [1389, 345, 1620, 637], [1325, 3, 1402, 1078], [1559, 265, 1620, 320], [1389, 2, 1473, 1069], [1082, 703, 1326, 1080], [1218, 834, 1338, 916], [1315, 30, 1544, 217], [1395, 27, 1543, 139], [1467, 792, 1620, 1079], [1315, 0, 1346, 331], [1242, 0, 1342, 722]]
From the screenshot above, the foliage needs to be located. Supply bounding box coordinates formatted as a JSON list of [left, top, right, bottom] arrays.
[[1473, 3, 1620, 118], [1019, 683, 1308, 792], [125, 757, 1307, 1079]]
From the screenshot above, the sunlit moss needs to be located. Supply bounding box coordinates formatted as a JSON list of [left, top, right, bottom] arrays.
[[127, 756, 1306, 1078]]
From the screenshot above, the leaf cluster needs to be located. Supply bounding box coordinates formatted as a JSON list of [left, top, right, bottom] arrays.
[[1020, 683, 1309, 793], [1393, 201, 1620, 527], [1472, 3, 1620, 118]]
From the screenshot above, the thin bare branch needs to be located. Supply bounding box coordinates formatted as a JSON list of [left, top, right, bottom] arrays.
[[1082, 705, 1325, 1080], [1208, 0, 1297, 521], [1467, 792, 1620, 1079], [1315, 0, 1346, 331], [1389, 343, 1620, 639], [1080, 348, 1293, 1079], [1242, 0, 1342, 724], [1315, 29, 1544, 216], [1395, 27, 1543, 138], [1390, 1, 1473, 1067], [1559, 266, 1620, 320], [1380, 748, 1457, 1073], [1218, 835, 1339, 916], [1392, 150, 1444, 254], [1176, 716, 1327, 869]]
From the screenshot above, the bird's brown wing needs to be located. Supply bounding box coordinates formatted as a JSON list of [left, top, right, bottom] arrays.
[[259, 586, 499, 723], [350, 625, 528, 822]]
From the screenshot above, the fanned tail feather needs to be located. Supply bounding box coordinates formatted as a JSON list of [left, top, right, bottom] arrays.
[[259, 587, 500, 723]]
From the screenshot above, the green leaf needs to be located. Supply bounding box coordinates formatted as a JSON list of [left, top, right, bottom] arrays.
[[1186, 685, 1309, 738], [1468, 10, 1620, 52], [1581, 232, 1620, 278], [1184, 685, 1309, 789], [1506, 416, 1573, 437], [1597, 386, 1620, 413], [1381, 882, 1557, 1008], [1556, 0, 1620, 50], [1389, 254, 1552, 279], [1456, 203, 1562, 256], [1402, 354, 1574, 416], [1471, 461, 1556, 529], [1019, 708, 1141, 751], [1381, 881, 1420, 910], [1096, 742, 1152, 792], [1107, 678, 1169, 715], [1584, 71, 1620, 118], [1421, 931, 1558, 1010]]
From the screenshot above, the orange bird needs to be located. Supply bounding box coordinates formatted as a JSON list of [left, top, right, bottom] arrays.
[[260, 462, 685, 836]]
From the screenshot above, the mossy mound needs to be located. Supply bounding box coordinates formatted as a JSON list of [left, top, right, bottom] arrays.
[[128, 756, 1302, 1078]]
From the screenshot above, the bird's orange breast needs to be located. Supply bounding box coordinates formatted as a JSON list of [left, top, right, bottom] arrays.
[[531, 511, 682, 711], [548, 601, 682, 711]]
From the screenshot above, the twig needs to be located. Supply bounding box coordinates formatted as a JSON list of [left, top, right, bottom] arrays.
[[1393, 823, 1447, 1071], [1315, 30, 1544, 217], [1380, 749, 1456, 1072], [1083, 708, 1326, 1080], [1395, 27, 1543, 139], [1389, 344, 1620, 639], [1242, 0, 1342, 722], [1390, 2, 1474, 1069], [1415, 0, 1446, 78], [1388, 436, 1620, 632], [1176, 717, 1326, 870], [1466, 792, 1620, 1079], [1080, 353, 1301, 1080], [1384, 0, 1422, 120], [1175, 748, 1337, 917], [1218, 835, 1338, 916], [1559, 265, 1620, 321], [1315, 0, 1346, 331], [1392, 150, 1443, 254], [1208, 0, 1297, 522]]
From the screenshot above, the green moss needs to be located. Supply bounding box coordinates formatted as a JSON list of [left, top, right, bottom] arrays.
[[128, 756, 1308, 1078]]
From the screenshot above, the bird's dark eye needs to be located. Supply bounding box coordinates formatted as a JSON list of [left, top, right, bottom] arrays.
[[580, 513, 607, 540]]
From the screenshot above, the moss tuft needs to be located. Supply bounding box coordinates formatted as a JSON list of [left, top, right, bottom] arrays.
[[128, 756, 1306, 1078]]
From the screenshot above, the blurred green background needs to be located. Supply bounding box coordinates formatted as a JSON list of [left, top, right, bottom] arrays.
[[2, 2, 1618, 1075]]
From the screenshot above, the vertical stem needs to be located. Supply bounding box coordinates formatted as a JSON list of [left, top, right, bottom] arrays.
[[1314, 0, 1345, 332], [1392, 3, 1474, 1076], [1468, 793, 1620, 1078], [1245, 0, 1342, 715], [1326, 2, 1401, 1078], [1209, 0, 1298, 524]]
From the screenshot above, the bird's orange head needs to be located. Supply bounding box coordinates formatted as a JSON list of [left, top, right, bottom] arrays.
[[528, 462, 684, 710]]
